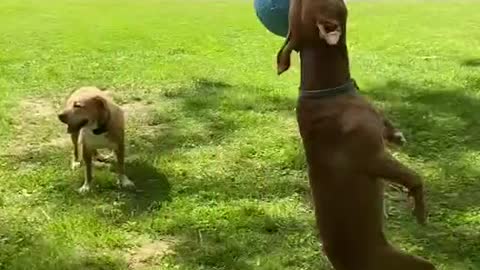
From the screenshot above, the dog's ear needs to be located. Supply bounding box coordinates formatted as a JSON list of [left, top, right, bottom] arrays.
[[317, 21, 342, 45], [91, 96, 110, 134], [277, 33, 293, 75]]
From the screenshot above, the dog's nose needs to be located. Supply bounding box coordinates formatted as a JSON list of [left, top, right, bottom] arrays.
[[58, 113, 68, 123]]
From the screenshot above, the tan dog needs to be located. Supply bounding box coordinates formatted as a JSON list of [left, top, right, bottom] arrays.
[[58, 87, 134, 193], [276, 0, 436, 269]]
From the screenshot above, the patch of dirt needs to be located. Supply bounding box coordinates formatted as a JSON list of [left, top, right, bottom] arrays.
[[41, 136, 71, 148], [18, 98, 58, 118], [6, 97, 63, 154], [126, 238, 176, 269], [123, 101, 154, 124], [122, 100, 172, 139]]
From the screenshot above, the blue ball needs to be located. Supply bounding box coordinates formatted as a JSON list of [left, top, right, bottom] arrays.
[[254, 0, 290, 38]]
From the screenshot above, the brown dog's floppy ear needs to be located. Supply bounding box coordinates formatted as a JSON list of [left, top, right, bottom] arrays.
[[317, 22, 342, 45], [276, 0, 301, 75], [276, 33, 293, 75], [91, 96, 110, 135]]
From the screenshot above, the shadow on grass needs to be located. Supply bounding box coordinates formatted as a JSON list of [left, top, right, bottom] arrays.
[[0, 148, 172, 222], [129, 77, 296, 157], [121, 160, 171, 215], [127, 78, 306, 203], [0, 218, 128, 270], [162, 211, 330, 270], [461, 58, 480, 67]]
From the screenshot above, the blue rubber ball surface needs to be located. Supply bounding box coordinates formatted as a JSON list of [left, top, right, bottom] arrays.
[[254, 0, 290, 37]]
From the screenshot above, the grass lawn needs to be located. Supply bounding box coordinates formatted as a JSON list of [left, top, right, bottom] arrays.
[[0, 0, 479, 269]]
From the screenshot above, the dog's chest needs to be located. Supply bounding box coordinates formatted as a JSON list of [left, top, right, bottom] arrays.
[[80, 129, 116, 150]]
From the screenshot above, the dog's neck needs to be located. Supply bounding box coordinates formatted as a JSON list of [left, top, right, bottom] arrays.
[[299, 41, 351, 91], [93, 124, 108, 135], [93, 110, 111, 135], [89, 120, 109, 135]]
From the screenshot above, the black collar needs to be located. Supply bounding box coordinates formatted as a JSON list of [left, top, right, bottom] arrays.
[[300, 79, 358, 99], [93, 124, 108, 135], [92, 107, 111, 135]]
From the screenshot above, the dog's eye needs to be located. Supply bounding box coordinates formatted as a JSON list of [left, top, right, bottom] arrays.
[[73, 102, 83, 108]]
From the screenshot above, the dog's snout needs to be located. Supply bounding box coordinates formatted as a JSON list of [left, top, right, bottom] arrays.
[[58, 113, 68, 123]]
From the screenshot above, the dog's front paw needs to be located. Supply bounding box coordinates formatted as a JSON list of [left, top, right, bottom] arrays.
[[412, 205, 427, 225], [118, 175, 135, 189], [393, 131, 407, 145], [71, 161, 81, 170], [383, 200, 389, 220], [408, 186, 427, 225], [412, 199, 427, 225], [78, 184, 91, 193]]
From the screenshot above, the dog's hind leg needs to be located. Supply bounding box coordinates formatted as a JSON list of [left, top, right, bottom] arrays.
[[115, 141, 135, 189], [370, 246, 436, 270], [366, 152, 427, 225], [79, 145, 93, 193], [70, 132, 81, 170], [322, 246, 352, 270]]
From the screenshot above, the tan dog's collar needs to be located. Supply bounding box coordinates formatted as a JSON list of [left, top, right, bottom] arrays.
[[93, 125, 108, 135], [93, 114, 110, 135]]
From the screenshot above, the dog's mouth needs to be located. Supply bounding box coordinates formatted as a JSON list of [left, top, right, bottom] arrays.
[[67, 119, 88, 133]]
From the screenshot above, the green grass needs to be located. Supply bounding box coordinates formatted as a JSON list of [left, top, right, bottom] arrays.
[[0, 0, 479, 269]]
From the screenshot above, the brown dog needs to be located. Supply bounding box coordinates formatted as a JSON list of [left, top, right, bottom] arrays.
[[58, 87, 134, 193], [276, 0, 436, 269], [278, 0, 406, 147]]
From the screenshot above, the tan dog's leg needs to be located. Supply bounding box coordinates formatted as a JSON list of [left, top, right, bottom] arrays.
[[371, 246, 436, 270], [115, 142, 134, 189], [367, 153, 427, 225], [79, 145, 93, 193], [70, 132, 81, 170]]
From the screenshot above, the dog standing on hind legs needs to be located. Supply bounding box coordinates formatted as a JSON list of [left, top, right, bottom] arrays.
[[58, 86, 135, 193], [276, 0, 436, 269]]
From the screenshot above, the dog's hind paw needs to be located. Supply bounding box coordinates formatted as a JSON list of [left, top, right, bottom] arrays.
[[118, 175, 135, 189], [71, 161, 81, 170], [78, 184, 91, 193], [95, 153, 114, 163]]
